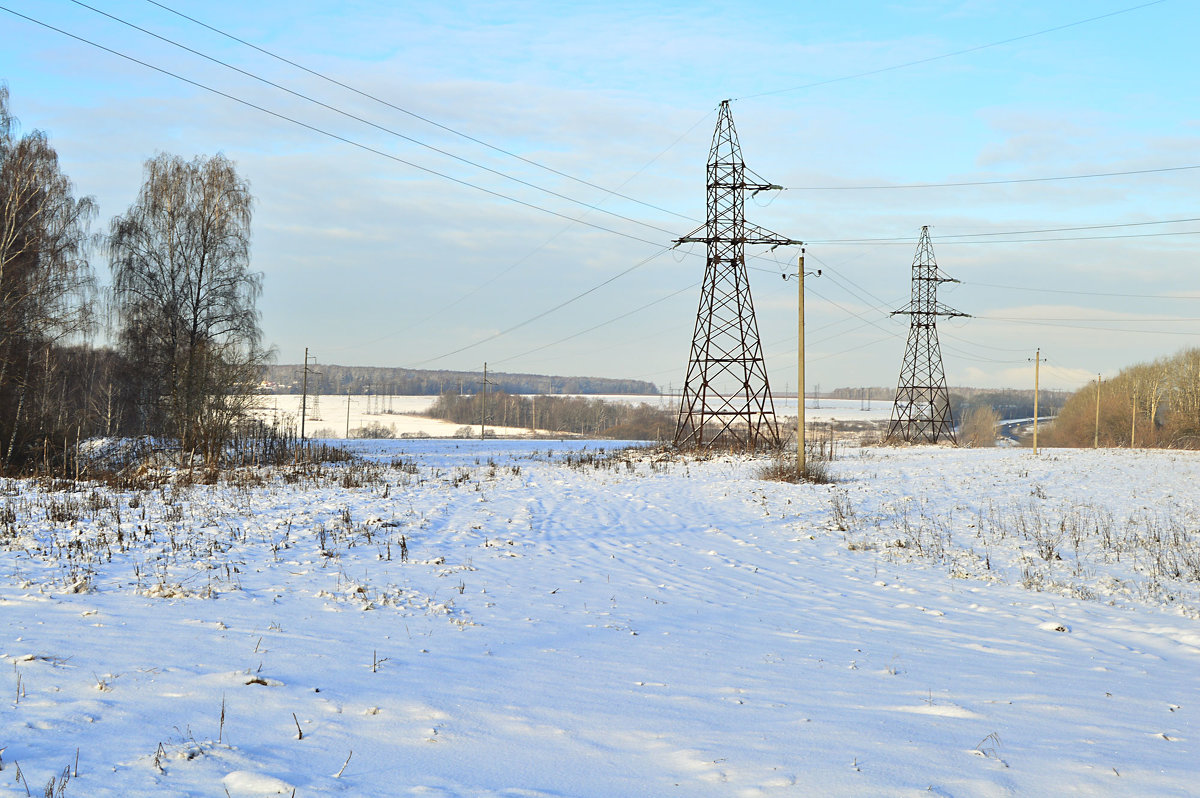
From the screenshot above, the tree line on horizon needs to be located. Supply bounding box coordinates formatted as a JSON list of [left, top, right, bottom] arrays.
[[1043, 348, 1200, 448], [425, 390, 675, 440], [259, 363, 657, 398], [1, 85, 267, 472]]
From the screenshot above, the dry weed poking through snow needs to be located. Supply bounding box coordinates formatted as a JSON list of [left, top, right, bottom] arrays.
[[1, 439, 1199, 796]]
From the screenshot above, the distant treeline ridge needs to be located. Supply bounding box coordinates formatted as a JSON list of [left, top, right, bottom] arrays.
[[260, 364, 658, 397], [426, 391, 675, 440]]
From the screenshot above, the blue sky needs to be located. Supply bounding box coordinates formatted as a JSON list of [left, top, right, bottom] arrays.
[[1, 0, 1197, 391]]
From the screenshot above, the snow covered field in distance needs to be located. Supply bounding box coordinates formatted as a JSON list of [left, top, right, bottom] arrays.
[[248, 395, 890, 440]]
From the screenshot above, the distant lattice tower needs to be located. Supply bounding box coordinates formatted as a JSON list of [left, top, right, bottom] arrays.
[[886, 226, 968, 444], [674, 100, 799, 449]]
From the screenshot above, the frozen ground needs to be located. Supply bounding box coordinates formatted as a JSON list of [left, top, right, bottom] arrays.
[[2, 442, 1198, 796]]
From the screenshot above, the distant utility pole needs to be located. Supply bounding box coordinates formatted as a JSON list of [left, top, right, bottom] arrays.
[[1094, 374, 1102, 448], [345, 390, 352, 439], [295, 348, 320, 440], [1031, 348, 1043, 454], [479, 362, 493, 440], [886, 226, 968, 444]]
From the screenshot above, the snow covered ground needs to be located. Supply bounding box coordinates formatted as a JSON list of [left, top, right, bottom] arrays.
[[3, 442, 1199, 796], [247, 395, 532, 439], [247, 395, 888, 440]]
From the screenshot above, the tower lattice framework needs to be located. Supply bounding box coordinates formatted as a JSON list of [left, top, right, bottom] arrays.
[[674, 100, 798, 449], [886, 226, 968, 444]]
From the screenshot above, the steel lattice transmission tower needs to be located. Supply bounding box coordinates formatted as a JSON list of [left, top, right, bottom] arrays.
[[673, 100, 799, 449], [886, 226, 969, 444]]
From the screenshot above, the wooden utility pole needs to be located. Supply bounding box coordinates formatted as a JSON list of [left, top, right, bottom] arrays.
[[1032, 348, 1042, 454], [797, 252, 805, 479], [785, 249, 817, 480], [345, 390, 351, 439], [1094, 374, 1101, 448], [480, 362, 489, 441]]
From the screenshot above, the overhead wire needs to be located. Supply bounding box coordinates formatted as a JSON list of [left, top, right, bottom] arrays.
[[149, 0, 1174, 377], [64, 0, 686, 239], [785, 163, 1200, 191], [0, 5, 695, 253], [984, 315, 1200, 323], [11, 2, 1186, 380], [7, 3, 733, 370], [142, 0, 706, 223], [940, 330, 1030, 353], [407, 246, 674, 367], [964, 281, 1200, 301], [490, 281, 699, 367], [734, 0, 1166, 101], [2, 3, 729, 373], [980, 317, 1200, 336], [808, 216, 1200, 245]]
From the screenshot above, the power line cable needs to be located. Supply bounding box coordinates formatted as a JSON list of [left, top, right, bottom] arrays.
[[522, 317, 692, 375], [785, 163, 1200, 191], [965, 281, 1200, 301], [408, 247, 673, 367], [810, 216, 1200, 244], [940, 344, 1025, 365], [984, 315, 1200, 322], [491, 281, 698, 367], [31, 5, 1184, 380], [790, 334, 898, 365], [3, 6, 723, 374], [811, 229, 1200, 246], [735, 0, 1166, 101], [65, 0, 684, 238], [981, 317, 1200, 336], [0, 6, 697, 256], [806, 251, 898, 313], [142, 0, 706, 223], [940, 330, 1030, 353]]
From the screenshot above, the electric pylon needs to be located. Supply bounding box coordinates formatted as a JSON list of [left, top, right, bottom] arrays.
[[673, 100, 799, 449], [886, 226, 968, 444]]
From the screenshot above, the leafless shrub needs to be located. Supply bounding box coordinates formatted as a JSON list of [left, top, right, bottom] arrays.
[[960, 405, 1000, 448]]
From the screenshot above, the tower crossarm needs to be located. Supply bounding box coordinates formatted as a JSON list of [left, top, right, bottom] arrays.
[[674, 222, 799, 247], [890, 304, 970, 318]]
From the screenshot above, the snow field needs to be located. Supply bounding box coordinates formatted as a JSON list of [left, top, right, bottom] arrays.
[[2, 441, 1198, 796], [246, 395, 887, 440]]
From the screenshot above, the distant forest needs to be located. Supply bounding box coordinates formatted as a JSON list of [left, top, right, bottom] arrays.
[[829, 387, 1069, 420], [951, 387, 1070, 421], [260, 364, 659, 397]]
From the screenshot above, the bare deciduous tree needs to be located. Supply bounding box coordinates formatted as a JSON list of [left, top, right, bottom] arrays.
[[960, 405, 1000, 448], [1044, 347, 1200, 449], [0, 85, 97, 469], [109, 152, 267, 461]]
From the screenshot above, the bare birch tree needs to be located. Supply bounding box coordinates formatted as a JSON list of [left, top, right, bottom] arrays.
[[108, 152, 267, 461], [0, 85, 96, 468]]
